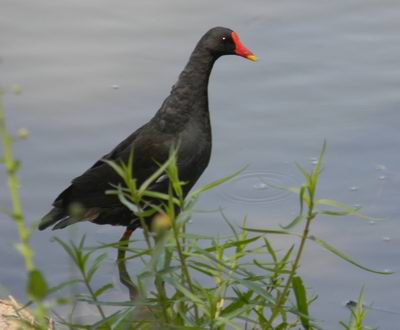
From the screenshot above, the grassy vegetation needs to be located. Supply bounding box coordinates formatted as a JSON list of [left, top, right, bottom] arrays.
[[0, 88, 51, 329], [0, 89, 389, 329]]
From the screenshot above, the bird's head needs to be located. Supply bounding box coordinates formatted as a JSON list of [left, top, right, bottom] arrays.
[[200, 26, 257, 61]]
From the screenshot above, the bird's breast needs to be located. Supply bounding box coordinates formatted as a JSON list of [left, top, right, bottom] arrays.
[[176, 119, 212, 182]]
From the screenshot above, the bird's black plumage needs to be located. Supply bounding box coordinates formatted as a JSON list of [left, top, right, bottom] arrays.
[[39, 26, 255, 231]]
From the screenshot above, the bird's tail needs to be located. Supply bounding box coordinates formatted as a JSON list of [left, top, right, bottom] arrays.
[[38, 207, 69, 230], [39, 206, 100, 230]]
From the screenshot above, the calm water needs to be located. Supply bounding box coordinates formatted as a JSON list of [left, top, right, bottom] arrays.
[[1, 0, 400, 328]]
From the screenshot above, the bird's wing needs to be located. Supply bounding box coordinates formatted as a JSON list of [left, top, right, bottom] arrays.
[[53, 123, 174, 208], [83, 123, 147, 171]]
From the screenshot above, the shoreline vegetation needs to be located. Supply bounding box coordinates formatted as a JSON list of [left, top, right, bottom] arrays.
[[1, 88, 389, 329]]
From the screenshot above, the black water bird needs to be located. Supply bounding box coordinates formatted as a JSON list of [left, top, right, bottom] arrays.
[[39, 27, 256, 238]]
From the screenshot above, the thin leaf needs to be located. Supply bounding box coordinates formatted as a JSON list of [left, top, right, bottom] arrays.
[[275, 323, 289, 330], [27, 270, 48, 300], [189, 263, 218, 277], [278, 244, 295, 271], [221, 210, 239, 240], [204, 236, 260, 253], [162, 276, 204, 305], [295, 162, 311, 183], [48, 279, 82, 295], [115, 187, 140, 213], [316, 199, 377, 221], [139, 151, 176, 194], [242, 227, 301, 237], [94, 283, 113, 298], [89, 308, 125, 329], [221, 291, 253, 317], [309, 235, 394, 275], [236, 279, 275, 304], [309, 140, 327, 194], [53, 237, 76, 263], [87, 253, 108, 282], [280, 214, 305, 230], [102, 159, 125, 179], [142, 190, 180, 204], [81, 299, 157, 307], [187, 167, 246, 199], [264, 238, 277, 263], [292, 276, 310, 330]]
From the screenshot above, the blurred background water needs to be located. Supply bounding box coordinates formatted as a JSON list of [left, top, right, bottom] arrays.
[[1, 0, 400, 328]]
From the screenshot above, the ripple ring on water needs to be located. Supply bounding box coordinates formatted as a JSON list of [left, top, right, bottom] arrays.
[[221, 171, 295, 204]]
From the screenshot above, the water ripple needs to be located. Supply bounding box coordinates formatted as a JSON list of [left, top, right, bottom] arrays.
[[221, 171, 296, 204]]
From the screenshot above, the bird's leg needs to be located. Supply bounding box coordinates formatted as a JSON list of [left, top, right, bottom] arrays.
[[117, 228, 138, 300]]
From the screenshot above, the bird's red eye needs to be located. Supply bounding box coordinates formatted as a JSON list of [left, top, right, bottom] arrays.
[[221, 36, 227, 41]]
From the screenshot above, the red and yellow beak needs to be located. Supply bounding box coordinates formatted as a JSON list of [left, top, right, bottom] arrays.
[[231, 32, 257, 61]]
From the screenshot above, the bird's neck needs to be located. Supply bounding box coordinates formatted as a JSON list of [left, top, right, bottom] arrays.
[[158, 48, 217, 119], [153, 47, 218, 133], [175, 47, 217, 97]]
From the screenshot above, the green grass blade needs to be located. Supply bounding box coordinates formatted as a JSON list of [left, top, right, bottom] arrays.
[[242, 227, 301, 237], [292, 276, 310, 330], [280, 215, 305, 230], [94, 283, 114, 298], [203, 236, 260, 253], [138, 153, 175, 195], [316, 199, 378, 221], [162, 276, 204, 306], [187, 167, 245, 199], [311, 141, 327, 184], [309, 235, 394, 275]]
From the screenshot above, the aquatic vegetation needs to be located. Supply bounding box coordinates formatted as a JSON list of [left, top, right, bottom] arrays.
[[0, 89, 51, 328], [1, 92, 388, 329]]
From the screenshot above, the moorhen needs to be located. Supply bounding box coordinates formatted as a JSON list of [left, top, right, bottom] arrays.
[[39, 27, 256, 239]]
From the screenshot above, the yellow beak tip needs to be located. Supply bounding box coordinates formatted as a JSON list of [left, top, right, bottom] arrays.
[[246, 55, 257, 62]]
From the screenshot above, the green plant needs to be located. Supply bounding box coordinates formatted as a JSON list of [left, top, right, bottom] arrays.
[[48, 143, 390, 329], [0, 88, 50, 329], [1, 91, 391, 329], [53, 235, 113, 329], [340, 288, 374, 330]]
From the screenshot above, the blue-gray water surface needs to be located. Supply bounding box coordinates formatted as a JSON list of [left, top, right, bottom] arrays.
[[1, 0, 400, 328]]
